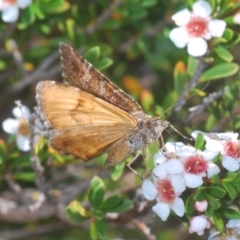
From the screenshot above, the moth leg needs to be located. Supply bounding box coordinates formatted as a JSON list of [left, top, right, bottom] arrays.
[[127, 152, 141, 176]]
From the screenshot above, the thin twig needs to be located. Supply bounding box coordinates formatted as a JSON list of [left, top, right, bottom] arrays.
[[172, 57, 207, 115]]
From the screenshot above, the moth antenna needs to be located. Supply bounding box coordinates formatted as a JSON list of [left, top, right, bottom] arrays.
[[160, 82, 210, 117], [168, 123, 193, 141]]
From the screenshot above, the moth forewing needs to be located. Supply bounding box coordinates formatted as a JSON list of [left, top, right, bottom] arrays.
[[35, 43, 169, 166]]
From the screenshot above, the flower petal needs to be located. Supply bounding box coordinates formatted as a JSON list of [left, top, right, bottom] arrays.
[[189, 215, 209, 233], [187, 38, 208, 57], [226, 219, 240, 229], [170, 175, 186, 193], [208, 19, 226, 37], [202, 150, 219, 161], [208, 231, 221, 240], [165, 159, 184, 174], [222, 155, 239, 172], [172, 9, 191, 26], [12, 105, 31, 119], [217, 132, 239, 140], [154, 151, 167, 165], [172, 197, 185, 217], [193, 0, 211, 18], [152, 202, 170, 221], [152, 164, 167, 179], [18, 0, 32, 9], [195, 200, 208, 212], [16, 134, 30, 151], [169, 27, 189, 48], [165, 142, 185, 152], [1, 6, 19, 22], [142, 180, 157, 200], [205, 139, 223, 152], [184, 173, 203, 188], [207, 162, 220, 178], [2, 118, 19, 134]]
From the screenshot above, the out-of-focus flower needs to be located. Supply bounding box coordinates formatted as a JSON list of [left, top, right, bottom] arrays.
[[195, 200, 208, 212], [233, 11, 240, 24], [189, 215, 210, 235], [0, 0, 32, 23], [192, 131, 240, 172], [169, 0, 226, 57], [208, 219, 240, 240], [142, 165, 185, 221], [2, 104, 31, 151]]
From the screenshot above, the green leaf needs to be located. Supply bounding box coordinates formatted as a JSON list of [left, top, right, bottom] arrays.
[[220, 208, 240, 219], [211, 175, 221, 184], [201, 63, 239, 81], [205, 206, 214, 218], [108, 199, 133, 213], [96, 219, 108, 240], [18, 4, 35, 29], [88, 176, 105, 208], [14, 172, 36, 182], [221, 182, 237, 199], [194, 132, 205, 150], [66, 18, 76, 42], [185, 193, 195, 214], [231, 172, 240, 183], [65, 201, 90, 222], [222, 28, 234, 42], [84, 46, 100, 63], [214, 46, 233, 62], [90, 220, 98, 240], [194, 190, 206, 201], [174, 61, 187, 95], [140, 0, 157, 7], [212, 212, 224, 232], [205, 186, 226, 198], [187, 56, 198, 78], [93, 210, 105, 220], [111, 162, 126, 181], [100, 194, 122, 211], [205, 194, 221, 210], [95, 58, 113, 71]]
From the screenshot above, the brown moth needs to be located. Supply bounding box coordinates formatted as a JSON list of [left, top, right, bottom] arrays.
[[36, 43, 169, 166]]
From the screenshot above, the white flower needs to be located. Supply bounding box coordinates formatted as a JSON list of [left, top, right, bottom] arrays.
[[194, 131, 240, 172], [169, 0, 226, 57], [0, 0, 32, 23], [142, 166, 186, 221], [226, 219, 240, 235], [189, 215, 210, 235], [233, 11, 240, 25], [2, 105, 31, 151], [195, 200, 208, 212]]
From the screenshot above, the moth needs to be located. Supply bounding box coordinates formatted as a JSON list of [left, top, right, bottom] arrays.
[[36, 43, 169, 166]]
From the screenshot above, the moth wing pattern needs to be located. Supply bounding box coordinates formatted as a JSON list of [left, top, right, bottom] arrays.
[[59, 43, 143, 115], [36, 81, 137, 161]]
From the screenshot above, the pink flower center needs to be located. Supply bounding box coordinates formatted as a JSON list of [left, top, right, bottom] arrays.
[[184, 155, 207, 174], [224, 141, 240, 158], [156, 179, 175, 203], [2, 0, 16, 8], [186, 16, 208, 37]]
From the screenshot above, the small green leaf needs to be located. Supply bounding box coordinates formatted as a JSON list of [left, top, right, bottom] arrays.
[[14, 172, 36, 182], [205, 194, 221, 210], [194, 132, 205, 150], [65, 201, 90, 222], [194, 190, 206, 201], [205, 206, 214, 217], [221, 182, 237, 200], [108, 199, 133, 213], [214, 46, 233, 62], [111, 162, 125, 181], [140, 0, 157, 7], [100, 194, 122, 211], [201, 63, 239, 81], [231, 172, 240, 183], [213, 212, 224, 231], [187, 56, 198, 78], [205, 186, 226, 198], [88, 176, 105, 208], [84, 46, 100, 63], [95, 58, 113, 71], [93, 210, 104, 220], [185, 193, 195, 214], [220, 208, 240, 219], [90, 220, 98, 240], [96, 219, 108, 240], [211, 175, 221, 184], [222, 28, 234, 42]]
